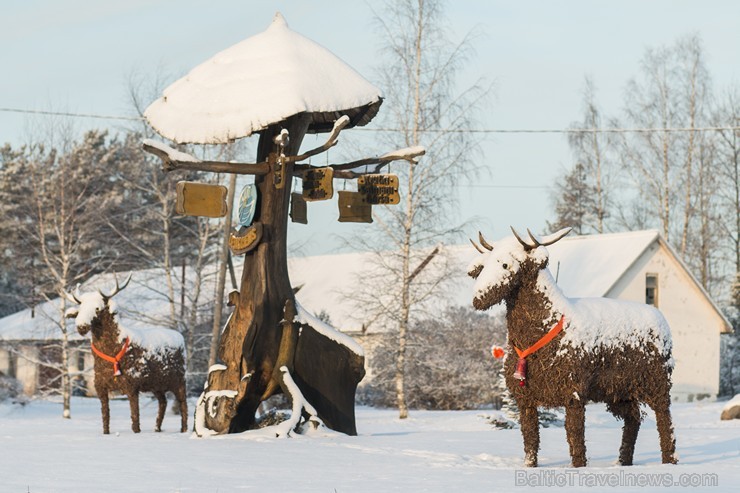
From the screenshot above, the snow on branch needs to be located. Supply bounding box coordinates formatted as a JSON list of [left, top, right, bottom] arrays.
[[142, 139, 200, 163], [142, 139, 270, 176], [285, 115, 350, 163], [295, 145, 426, 179], [274, 366, 322, 437]]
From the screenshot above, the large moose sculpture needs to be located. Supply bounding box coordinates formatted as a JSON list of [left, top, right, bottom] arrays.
[[468, 227, 677, 467], [65, 275, 188, 434]]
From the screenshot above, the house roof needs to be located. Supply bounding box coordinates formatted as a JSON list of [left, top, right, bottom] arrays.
[[545, 230, 659, 297], [0, 268, 213, 342], [0, 230, 730, 341]]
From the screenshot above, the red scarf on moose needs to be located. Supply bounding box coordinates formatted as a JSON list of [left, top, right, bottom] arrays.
[[91, 337, 130, 376], [492, 315, 565, 386]]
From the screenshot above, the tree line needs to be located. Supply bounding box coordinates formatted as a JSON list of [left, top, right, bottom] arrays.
[[545, 35, 740, 396], [548, 34, 739, 309]]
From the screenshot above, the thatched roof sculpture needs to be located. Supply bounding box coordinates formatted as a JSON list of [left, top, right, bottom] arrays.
[[144, 13, 383, 144]]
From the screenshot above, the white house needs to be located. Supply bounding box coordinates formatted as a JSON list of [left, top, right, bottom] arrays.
[[1, 230, 731, 402]]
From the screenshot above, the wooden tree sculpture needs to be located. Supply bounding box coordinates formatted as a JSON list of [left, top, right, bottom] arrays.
[[142, 13, 424, 436]]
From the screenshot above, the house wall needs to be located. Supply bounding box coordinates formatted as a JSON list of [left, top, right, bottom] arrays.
[[608, 241, 722, 402], [0, 342, 96, 397], [16, 346, 39, 395], [0, 348, 10, 375]]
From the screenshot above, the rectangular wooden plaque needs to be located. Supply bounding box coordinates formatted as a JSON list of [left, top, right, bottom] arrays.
[[357, 174, 400, 205], [290, 192, 308, 224], [302, 167, 334, 202], [175, 181, 228, 218], [338, 191, 373, 223]]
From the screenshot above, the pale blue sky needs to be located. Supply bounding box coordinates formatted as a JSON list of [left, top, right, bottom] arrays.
[[2, 1, 739, 255]]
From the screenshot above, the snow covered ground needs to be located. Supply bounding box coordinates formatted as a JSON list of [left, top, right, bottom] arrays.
[[0, 398, 737, 492]]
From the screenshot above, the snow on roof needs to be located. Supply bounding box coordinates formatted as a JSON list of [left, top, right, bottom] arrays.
[[144, 12, 383, 144], [545, 230, 659, 297], [0, 268, 216, 343]]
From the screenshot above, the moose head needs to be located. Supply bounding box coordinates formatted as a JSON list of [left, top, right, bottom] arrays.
[[64, 274, 132, 337], [468, 227, 571, 311]]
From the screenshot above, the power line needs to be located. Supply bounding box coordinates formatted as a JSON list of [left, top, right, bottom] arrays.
[[363, 126, 740, 134], [1, 106, 739, 134], [0, 107, 142, 122]]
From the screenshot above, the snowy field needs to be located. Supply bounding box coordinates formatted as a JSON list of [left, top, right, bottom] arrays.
[[0, 398, 737, 492]]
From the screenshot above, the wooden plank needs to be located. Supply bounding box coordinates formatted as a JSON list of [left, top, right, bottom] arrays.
[[302, 167, 334, 202], [175, 181, 228, 218], [357, 174, 400, 205], [338, 191, 372, 223]]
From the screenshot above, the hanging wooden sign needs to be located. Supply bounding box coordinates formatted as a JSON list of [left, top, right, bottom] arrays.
[[290, 192, 308, 224], [338, 191, 373, 223], [357, 174, 400, 205], [175, 181, 228, 218], [229, 223, 263, 255], [302, 167, 334, 202]]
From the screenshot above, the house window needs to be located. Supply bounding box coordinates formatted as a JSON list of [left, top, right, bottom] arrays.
[[646, 274, 658, 307]]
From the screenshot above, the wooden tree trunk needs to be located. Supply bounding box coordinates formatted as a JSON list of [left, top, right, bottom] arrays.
[[202, 114, 365, 435]]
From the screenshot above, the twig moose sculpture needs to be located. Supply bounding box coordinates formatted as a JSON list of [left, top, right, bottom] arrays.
[[65, 275, 188, 434], [142, 14, 424, 436], [468, 228, 677, 467]]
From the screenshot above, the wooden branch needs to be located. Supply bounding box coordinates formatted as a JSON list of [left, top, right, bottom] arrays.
[[284, 115, 349, 163], [407, 246, 440, 283], [142, 140, 270, 176], [294, 145, 426, 179]]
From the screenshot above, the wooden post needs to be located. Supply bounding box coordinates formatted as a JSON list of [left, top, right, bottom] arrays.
[[208, 173, 238, 368]]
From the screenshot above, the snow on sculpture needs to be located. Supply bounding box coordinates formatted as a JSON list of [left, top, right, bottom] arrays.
[[64, 275, 188, 434], [469, 227, 677, 467], [143, 13, 424, 437]]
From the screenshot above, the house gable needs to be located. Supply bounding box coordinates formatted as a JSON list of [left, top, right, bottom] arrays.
[[606, 238, 727, 400]]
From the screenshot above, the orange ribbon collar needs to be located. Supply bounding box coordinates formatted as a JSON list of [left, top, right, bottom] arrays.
[[91, 337, 130, 376], [514, 315, 565, 359]]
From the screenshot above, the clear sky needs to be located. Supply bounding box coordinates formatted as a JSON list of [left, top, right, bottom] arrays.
[[2, 1, 739, 256]]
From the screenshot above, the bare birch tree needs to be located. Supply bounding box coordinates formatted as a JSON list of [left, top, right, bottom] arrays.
[[619, 34, 711, 251], [349, 0, 489, 418], [6, 130, 122, 417], [714, 86, 740, 293]]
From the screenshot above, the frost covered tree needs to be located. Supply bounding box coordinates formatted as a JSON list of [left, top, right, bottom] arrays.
[[359, 306, 506, 410], [350, 0, 489, 419], [3, 130, 126, 417], [618, 35, 712, 250], [714, 86, 740, 299]]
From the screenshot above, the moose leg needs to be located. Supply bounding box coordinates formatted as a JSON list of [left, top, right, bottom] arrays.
[[565, 402, 587, 467], [176, 384, 188, 432], [99, 391, 111, 435], [609, 401, 641, 466], [647, 396, 677, 464], [519, 405, 540, 467], [128, 391, 141, 433], [154, 391, 167, 432]]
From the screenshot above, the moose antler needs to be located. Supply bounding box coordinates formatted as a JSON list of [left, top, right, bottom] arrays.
[[478, 232, 494, 251], [469, 238, 484, 254], [62, 284, 82, 305], [511, 226, 537, 251], [511, 226, 572, 251], [99, 273, 132, 300], [527, 227, 572, 247]]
